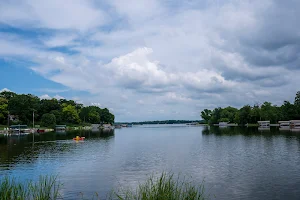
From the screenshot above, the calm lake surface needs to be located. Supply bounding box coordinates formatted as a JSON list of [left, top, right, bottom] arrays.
[[1, 125, 300, 200]]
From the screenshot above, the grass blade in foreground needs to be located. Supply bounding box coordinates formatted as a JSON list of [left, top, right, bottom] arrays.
[[111, 172, 208, 200], [0, 175, 62, 200]]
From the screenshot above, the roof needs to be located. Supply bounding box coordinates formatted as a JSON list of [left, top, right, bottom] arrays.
[[10, 125, 28, 129], [55, 125, 66, 127]]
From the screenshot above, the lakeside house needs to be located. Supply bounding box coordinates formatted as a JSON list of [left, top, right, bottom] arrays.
[[258, 121, 270, 127], [278, 121, 290, 131], [279, 121, 290, 130], [10, 125, 30, 134], [55, 125, 66, 132], [219, 122, 229, 126], [91, 124, 100, 131], [257, 121, 270, 131], [278, 121, 290, 127], [290, 120, 300, 131], [101, 124, 114, 130]]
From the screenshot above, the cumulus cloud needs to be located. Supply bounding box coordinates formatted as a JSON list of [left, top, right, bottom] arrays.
[[0, 0, 107, 31], [39, 94, 65, 100], [0, 88, 12, 93], [39, 94, 52, 99], [105, 47, 176, 92], [53, 95, 65, 100], [1, 0, 300, 121]]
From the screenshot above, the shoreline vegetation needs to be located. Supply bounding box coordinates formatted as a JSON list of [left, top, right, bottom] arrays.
[[0, 91, 114, 129], [116, 120, 204, 125], [0, 173, 208, 200], [201, 91, 300, 125]]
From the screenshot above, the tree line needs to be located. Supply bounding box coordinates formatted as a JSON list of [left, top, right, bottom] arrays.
[[201, 91, 300, 125], [0, 91, 114, 127], [119, 120, 203, 125]]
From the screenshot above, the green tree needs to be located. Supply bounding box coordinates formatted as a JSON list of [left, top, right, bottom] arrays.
[[88, 110, 100, 124], [100, 108, 114, 124], [41, 113, 56, 128], [200, 109, 212, 124], [50, 110, 62, 124], [294, 91, 300, 106], [220, 106, 238, 123], [8, 94, 40, 124], [79, 106, 103, 124], [237, 105, 251, 125], [62, 104, 81, 124], [210, 107, 222, 124], [260, 102, 279, 123], [0, 91, 17, 100], [294, 91, 300, 119], [0, 97, 8, 124], [250, 104, 261, 123], [39, 99, 61, 116]]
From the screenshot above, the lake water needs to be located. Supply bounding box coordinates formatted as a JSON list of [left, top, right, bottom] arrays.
[[1, 125, 300, 200]]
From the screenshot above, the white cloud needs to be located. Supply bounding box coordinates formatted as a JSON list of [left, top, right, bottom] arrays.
[[108, 0, 164, 24], [0, 88, 12, 93], [105, 47, 174, 91], [53, 95, 65, 100], [36, 88, 69, 93], [44, 34, 77, 48], [1, 0, 300, 121], [39, 94, 52, 99], [0, 0, 107, 31]]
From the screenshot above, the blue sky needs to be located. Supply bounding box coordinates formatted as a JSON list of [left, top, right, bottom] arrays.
[[0, 0, 300, 121]]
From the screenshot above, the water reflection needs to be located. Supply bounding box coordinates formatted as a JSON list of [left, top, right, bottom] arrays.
[[0, 130, 114, 172], [1, 125, 300, 200], [201, 126, 300, 200], [202, 126, 300, 138]]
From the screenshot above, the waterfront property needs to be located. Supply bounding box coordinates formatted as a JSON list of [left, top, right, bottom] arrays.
[[55, 125, 66, 132], [115, 124, 122, 129], [257, 121, 270, 131], [219, 122, 229, 126], [257, 121, 270, 127], [101, 124, 114, 130], [10, 125, 31, 134], [91, 124, 100, 131], [278, 121, 290, 131], [290, 120, 300, 131]]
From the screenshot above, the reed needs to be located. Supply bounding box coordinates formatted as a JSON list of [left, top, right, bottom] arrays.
[[1, 173, 208, 200], [0, 175, 62, 200], [111, 172, 208, 200]]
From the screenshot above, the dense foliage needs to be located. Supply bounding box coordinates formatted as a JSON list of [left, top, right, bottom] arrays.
[[201, 91, 300, 125], [0, 91, 114, 127]]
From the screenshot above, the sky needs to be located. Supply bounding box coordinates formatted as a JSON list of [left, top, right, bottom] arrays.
[[0, 0, 300, 122]]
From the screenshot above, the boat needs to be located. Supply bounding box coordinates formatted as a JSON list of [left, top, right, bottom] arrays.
[[100, 124, 114, 130], [115, 125, 122, 129], [56, 125, 67, 133], [290, 120, 300, 132], [278, 121, 290, 131], [73, 136, 85, 141]]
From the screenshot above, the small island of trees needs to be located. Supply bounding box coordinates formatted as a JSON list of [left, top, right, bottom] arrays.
[[0, 91, 114, 128], [201, 91, 300, 125]]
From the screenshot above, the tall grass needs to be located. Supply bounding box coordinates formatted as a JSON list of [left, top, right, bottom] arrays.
[[0, 173, 208, 200], [111, 172, 208, 200], [0, 175, 62, 200]]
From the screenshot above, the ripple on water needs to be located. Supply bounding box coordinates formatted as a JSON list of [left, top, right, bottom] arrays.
[[1, 127, 300, 200]]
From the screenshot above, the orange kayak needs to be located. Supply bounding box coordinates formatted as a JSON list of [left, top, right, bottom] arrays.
[[73, 137, 85, 141]]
